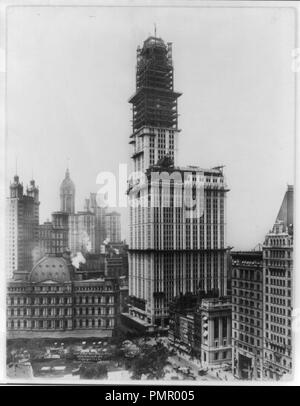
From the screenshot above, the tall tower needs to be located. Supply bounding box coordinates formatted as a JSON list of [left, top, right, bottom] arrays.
[[6, 175, 40, 278], [129, 36, 181, 173], [263, 185, 293, 380], [126, 36, 229, 331], [60, 168, 75, 213]]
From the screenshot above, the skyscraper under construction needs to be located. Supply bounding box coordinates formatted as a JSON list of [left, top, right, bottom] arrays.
[[126, 35, 229, 331]]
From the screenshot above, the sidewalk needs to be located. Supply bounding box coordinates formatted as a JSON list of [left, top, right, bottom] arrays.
[[207, 366, 235, 381], [169, 351, 235, 382]]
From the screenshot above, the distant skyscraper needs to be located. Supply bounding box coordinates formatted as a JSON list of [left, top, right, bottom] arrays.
[[263, 185, 293, 380], [68, 208, 96, 255], [37, 169, 75, 256], [38, 220, 53, 256], [44, 170, 102, 256], [89, 192, 107, 252], [52, 211, 70, 253], [105, 211, 121, 244], [60, 168, 75, 213], [6, 175, 40, 278], [126, 36, 229, 330]]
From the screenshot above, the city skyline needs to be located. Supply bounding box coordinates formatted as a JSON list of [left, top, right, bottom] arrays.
[[4, 3, 296, 384], [6, 7, 295, 249]]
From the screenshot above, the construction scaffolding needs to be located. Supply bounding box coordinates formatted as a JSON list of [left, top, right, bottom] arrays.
[[129, 36, 181, 131]]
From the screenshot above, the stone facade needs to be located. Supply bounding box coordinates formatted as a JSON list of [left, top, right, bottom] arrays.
[[231, 251, 264, 380], [7, 253, 128, 337]]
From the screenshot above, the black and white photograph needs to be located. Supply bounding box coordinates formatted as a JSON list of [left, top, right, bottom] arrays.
[[0, 0, 299, 387]]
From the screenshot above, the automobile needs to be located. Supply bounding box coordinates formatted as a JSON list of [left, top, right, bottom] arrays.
[[198, 368, 208, 376], [178, 367, 189, 374], [223, 364, 232, 372], [72, 367, 81, 376]]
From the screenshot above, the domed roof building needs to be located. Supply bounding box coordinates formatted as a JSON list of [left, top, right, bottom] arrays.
[[60, 168, 75, 213], [29, 255, 74, 283], [7, 251, 128, 336]]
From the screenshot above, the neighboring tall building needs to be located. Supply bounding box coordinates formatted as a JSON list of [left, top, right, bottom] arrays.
[[263, 185, 293, 380], [105, 211, 121, 244], [6, 175, 40, 278], [231, 251, 264, 380], [126, 36, 229, 330], [60, 168, 75, 213]]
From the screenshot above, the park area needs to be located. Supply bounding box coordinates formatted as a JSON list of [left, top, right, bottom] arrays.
[[7, 335, 233, 381]]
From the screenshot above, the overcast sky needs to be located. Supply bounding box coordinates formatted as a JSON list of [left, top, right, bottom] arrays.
[[6, 5, 295, 250]]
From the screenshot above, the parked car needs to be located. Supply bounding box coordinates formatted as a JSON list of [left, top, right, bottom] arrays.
[[223, 364, 232, 372], [198, 368, 208, 376]]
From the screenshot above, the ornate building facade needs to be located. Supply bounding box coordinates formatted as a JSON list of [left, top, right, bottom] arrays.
[[60, 168, 75, 214], [7, 252, 128, 337], [199, 297, 232, 366]]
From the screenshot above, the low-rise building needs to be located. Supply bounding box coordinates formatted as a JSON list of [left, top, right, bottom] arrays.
[[7, 252, 128, 338], [168, 293, 231, 366], [199, 297, 232, 366], [168, 294, 199, 355]]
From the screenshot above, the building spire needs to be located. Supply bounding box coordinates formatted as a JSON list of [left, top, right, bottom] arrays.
[[154, 22, 157, 38], [66, 157, 70, 178], [60, 164, 75, 213]]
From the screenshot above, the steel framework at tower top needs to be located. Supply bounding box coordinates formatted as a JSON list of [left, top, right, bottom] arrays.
[[129, 36, 182, 132]]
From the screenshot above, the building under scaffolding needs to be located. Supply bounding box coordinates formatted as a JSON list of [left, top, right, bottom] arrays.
[[125, 35, 230, 334], [129, 37, 181, 132]]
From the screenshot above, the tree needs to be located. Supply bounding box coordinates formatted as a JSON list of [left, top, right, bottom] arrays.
[[130, 342, 169, 380], [79, 363, 108, 380]]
